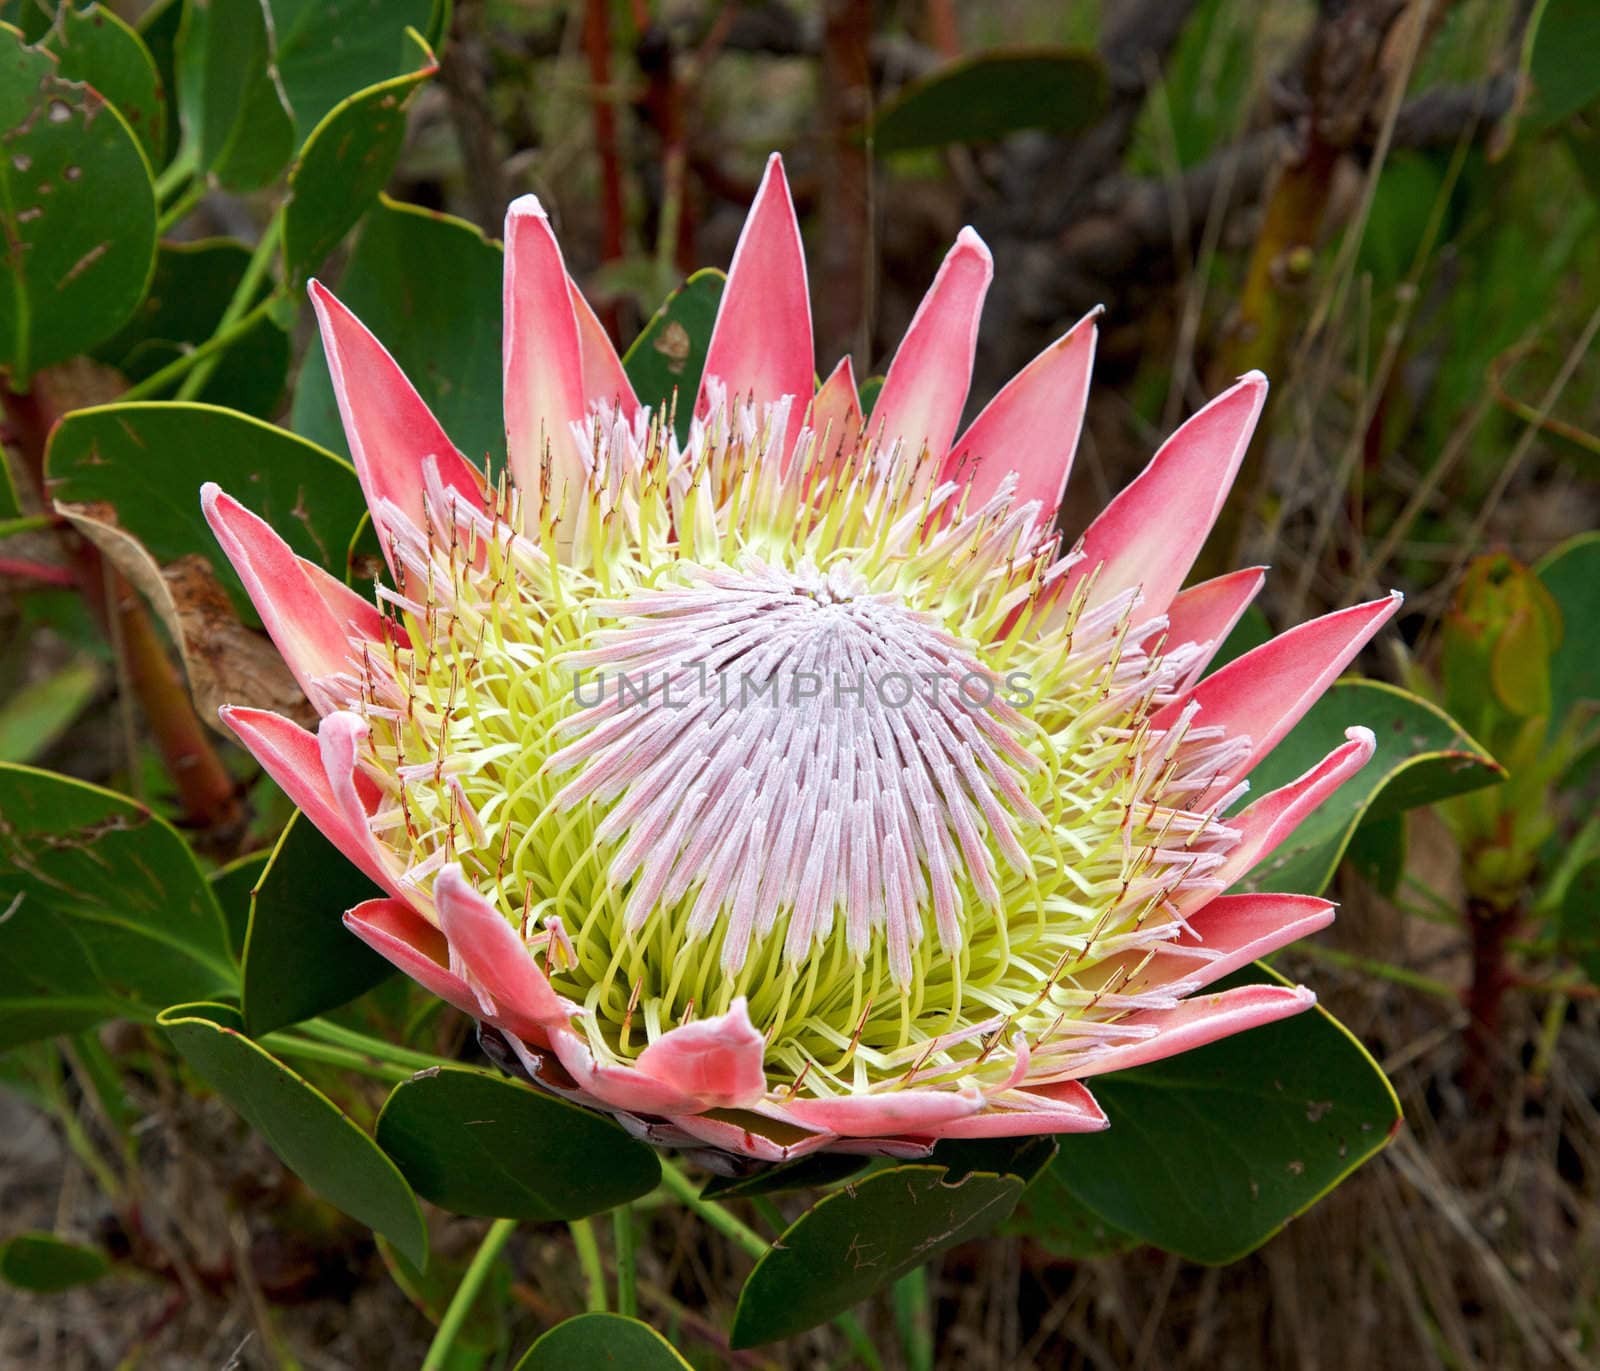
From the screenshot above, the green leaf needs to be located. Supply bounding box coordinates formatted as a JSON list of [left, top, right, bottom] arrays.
[[46, 402, 368, 626], [210, 848, 269, 961], [243, 812, 392, 1037], [621, 269, 725, 444], [1536, 531, 1600, 730], [269, 0, 434, 141], [0, 24, 157, 383], [292, 196, 504, 467], [282, 31, 437, 283], [1556, 858, 1600, 986], [0, 657, 100, 763], [45, 4, 166, 165], [1006, 1170, 1137, 1259], [1529, 0, 1600, 127], [1029, 969, 1400, 1265], [91, 240, 292, 417], [730, 1163, 1024, 1347], [159, 1000, 429, 1268], [1237, 680, 1503, 896], [136, 0, 182, 167], [0, 764, 236, 1052], [515, 1313, 692, 1371], [0, 1232, 109, 1292], [871, 47, 1108, 154], [376, 1065, 662, 1221], [94, 238, 252, 370], [185, 0, 294, 190], [700, 1151, 869, 1200]]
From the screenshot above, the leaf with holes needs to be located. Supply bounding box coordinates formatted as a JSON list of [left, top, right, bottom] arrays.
[[1237, 681, 1503, 896], [159, 1001, 429, 1268], [243, 812, 392, 1036], [293, 196, 504, 466], [44, 3, 165, 164], [1025, 968, 1400, 1264], [871, 47, 1108, 154], [515, 1314, 692, 1371], [0, 765, 236, 1052], [622, 269, 725, 443], [283, 30, 437, 282], [730, 1163, 1024, 1347], [0, 24, 156, 382], [376, 1065, 662, 1221]]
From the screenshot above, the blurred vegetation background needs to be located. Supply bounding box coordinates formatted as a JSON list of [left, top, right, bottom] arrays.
[[2, 0, 1598, 1366]]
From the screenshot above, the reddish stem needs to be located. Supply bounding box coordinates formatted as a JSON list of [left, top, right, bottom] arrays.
[[817, 0, 874, 369], [0, 554, 75, 587], [1461, 896, 1517, 1108], [584, 0, 627, 341]]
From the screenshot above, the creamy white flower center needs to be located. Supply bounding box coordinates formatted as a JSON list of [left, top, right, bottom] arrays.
[[547, 557, 1045, 978]]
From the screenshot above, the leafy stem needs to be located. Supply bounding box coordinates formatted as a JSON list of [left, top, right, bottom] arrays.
[[175, 214, 284, 402], [119, 295, 282, 403]]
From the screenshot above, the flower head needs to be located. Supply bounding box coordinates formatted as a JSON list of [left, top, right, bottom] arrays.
[[205, 154, 1399, 1162]]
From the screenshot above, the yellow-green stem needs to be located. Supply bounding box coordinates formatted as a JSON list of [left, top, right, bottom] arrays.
[[422, 1218, 517, 1371], [568, 1217, 607, 1313]]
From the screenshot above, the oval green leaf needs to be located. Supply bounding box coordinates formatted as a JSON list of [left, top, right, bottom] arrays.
[[730, 1163, 1024, 1348], [292, 196, 504, 467], [46, 402, 368, 627], [621, 268, 724, 443], [1237, 680, 1503, 896], [159, 1000, 429, 1269], [0, 764, 236, 1051], [46, 3, 166, 164], [1536, 531, 1600, 730], [515, 1313, 691, 1371], [243, 811, 392, 1036], [0, 23, 156, 383], [269, 0, 434, 140], [282, 31, 437, 282], [871, 47, 1109, 154], [0, 1231, 109, 1292], [1024, 968, 1400, 1265], [376, 1064, 662, 1222]]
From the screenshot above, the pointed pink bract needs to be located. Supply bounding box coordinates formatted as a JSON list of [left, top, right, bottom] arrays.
[[871, 227, 992, 472], [946, 307, 1099, 523], [503, 196, 591, 499], [1072, 372, 1267, 617], [1159, 593, 1402, 787], [698, 153, 813, 457], [308, 281, 485, 570]]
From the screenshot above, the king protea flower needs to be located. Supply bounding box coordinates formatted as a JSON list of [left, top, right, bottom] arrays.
[[204, 154, 1398, 1164]]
